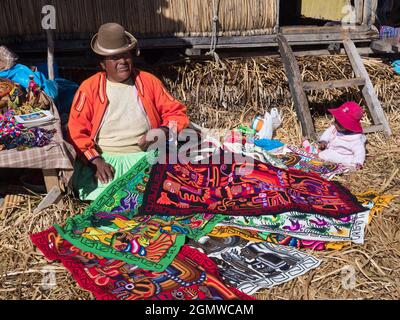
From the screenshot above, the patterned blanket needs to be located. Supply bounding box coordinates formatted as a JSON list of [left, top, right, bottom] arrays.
[[140, 153, 364, 218], [31, 227, 254, 300], [188, 236, 321, 295], [53, 155, 224, 271], [218, 206, 371, 244], [209, 226, 348, 251], [275, 146, 348, 179]]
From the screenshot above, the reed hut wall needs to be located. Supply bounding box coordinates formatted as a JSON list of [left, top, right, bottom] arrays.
[[0, 0, 277, 43], [301, 0, 351, 22]]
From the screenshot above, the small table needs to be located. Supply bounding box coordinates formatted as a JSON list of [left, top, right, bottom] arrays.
[[0, 103, 76, 206]]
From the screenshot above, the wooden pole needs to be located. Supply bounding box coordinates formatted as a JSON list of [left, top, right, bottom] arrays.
[[363, 0, 378, 26], [277, 34, 317, 140], [46, 28, 55, 80]]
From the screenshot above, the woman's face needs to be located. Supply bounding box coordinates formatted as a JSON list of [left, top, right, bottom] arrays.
[[101, 51, 133, 83]]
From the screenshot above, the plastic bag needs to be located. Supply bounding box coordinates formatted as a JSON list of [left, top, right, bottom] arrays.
[[0, 64, 58, 99], [392, 60, 400, 75], [270, 108, 282, 131], [256, 108, 282, 139]]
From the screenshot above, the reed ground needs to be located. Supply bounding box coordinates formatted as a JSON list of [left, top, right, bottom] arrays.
[[0, 55, 399, 300]]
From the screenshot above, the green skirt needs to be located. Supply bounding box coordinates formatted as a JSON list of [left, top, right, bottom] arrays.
[[73, 151, 148, 201]]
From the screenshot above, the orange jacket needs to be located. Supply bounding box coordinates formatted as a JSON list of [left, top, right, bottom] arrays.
[[68, 69, 189, 161]]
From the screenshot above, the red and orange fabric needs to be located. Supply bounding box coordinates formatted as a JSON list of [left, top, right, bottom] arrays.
[[140, 155, 365, 218], [31, 227, 254, 300]]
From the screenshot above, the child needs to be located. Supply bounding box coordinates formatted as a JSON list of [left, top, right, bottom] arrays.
[[318, 102, 366, 169]]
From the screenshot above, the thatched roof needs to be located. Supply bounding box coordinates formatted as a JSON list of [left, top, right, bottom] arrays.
[[0, 0, 277, 42]]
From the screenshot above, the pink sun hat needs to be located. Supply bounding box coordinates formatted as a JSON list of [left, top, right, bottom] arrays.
[[328, 101, 364, 133]]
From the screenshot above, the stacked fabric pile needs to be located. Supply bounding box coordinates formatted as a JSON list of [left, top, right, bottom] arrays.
[[30, 133, 394, 300]]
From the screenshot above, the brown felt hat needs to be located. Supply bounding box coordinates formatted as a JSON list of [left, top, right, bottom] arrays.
[[91, 23, 138, 56]]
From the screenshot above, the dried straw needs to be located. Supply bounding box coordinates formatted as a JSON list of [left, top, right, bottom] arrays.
[[0, 55, 399, 300]]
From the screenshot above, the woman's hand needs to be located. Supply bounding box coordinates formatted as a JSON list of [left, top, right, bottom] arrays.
[[91, 158, 115, 184]]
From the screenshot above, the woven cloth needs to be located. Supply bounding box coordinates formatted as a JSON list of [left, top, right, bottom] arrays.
[[31, 227, 254, 300], [208, 226, 348, 251], [188, 236, 321, 295], [275, 145, 349, 179], [140, 152, 365, 218], [218, 206, 371, 244], [55, 155, 224, 271]]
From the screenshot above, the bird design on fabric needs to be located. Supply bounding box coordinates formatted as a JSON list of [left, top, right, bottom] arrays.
[[283, 220, 301, 231], [309, 217, 329, 227]]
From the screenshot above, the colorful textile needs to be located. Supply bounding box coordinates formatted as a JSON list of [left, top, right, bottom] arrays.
[[276, 145, 348, 179], [222, 130, 287, 169], [31, 227, 254, 300], [218, 206, 371, 244], [0, 110, 55, 150], [223, 140, 287, 170], [188, 236, 321, 295], [380, 26, 400, 40], [55, 215, 185, 272], [81, 153, 225, 241], [209, 226, 348, 251], [140, 153, 365, 218], [356, 190, 397, 223], [0, 103, 76, 186], [58, 155, 225, 271]]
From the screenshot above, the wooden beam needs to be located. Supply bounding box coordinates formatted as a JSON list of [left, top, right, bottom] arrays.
[[294, 47, 373, 57], [343, 39, 392, 136], [303, 77, 366, 91], [43, 169, 60, 192], [371, 40, 395, 53], [33, 186, 63, 214], [42, 169, 64, 208], [276, 34, 316, 140], [280, 25, 371, 34], [363, 124, 384, 134], [7, 27, 378, 52]]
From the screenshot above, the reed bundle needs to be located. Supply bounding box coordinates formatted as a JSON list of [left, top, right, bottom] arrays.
[[154, 55, 400, 131], [0, 0, 277, 41]]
